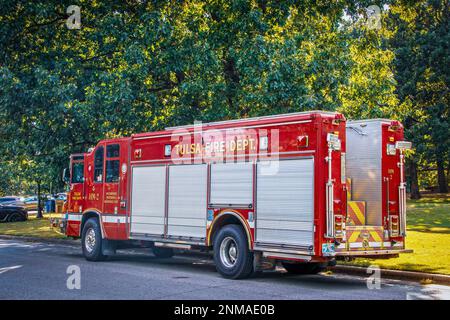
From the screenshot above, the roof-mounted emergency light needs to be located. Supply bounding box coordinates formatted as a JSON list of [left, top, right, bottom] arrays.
[[388, 120, 402, 132], [332, 113, 346, 125]]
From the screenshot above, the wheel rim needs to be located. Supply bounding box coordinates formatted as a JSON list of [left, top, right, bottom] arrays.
[[220, 236, 238, 268], [10, 214, 20, 222], [85, 227, 96, 253]]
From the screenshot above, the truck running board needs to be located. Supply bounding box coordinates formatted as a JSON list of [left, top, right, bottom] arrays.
[[154, 242, 191, 250], [261, 251, 312, 262], [253, 245, 313, 257], [130, 234, 205, 247]]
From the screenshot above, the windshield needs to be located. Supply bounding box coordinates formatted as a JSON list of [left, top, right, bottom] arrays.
[[71, 154, 85, 183]]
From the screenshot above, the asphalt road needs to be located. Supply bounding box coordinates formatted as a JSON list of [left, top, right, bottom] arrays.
[[0, 239, 448, 300]]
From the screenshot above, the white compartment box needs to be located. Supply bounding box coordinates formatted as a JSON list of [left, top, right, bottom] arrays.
[[256, 158, 314, 247], [130, 166, 166, 236], [167, 164, 208, 238], [210, 162, 253, 207]]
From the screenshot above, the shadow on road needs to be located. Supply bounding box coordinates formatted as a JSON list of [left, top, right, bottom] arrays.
[[64, 249, 372, 290]]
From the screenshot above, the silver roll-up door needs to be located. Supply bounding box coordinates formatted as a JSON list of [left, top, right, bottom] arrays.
[[256, 158, 314, 247], [167, 164, 207, 238], [346, 121, 383, 225], [130, 166, 166, 236], [210, 162, 253, 207]]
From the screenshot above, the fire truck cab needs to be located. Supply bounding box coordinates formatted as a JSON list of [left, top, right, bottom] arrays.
[[64, 111, 411, 279]]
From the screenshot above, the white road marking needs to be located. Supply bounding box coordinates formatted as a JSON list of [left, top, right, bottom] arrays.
[[0, 265, 23, 275]]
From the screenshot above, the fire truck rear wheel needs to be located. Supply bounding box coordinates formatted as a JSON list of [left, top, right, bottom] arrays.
[[281, 262, 325, 275], [152, 247, 174, 258], [213, 225, 253, 279], [82, 218, 106, 261]]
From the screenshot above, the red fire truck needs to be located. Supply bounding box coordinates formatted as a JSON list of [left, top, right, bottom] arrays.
[[63, 111, 412, 279]]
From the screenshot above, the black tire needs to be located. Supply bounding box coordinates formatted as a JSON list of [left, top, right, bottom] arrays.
[[213, 225, 253, 279], [8, 212, 24, 222], [152, 247, 174, 258], [81, 218, 106, 261], [282, 262, 325, 275]]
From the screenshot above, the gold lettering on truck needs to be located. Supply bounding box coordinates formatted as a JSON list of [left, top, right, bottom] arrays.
[[174, 138, 256, 156], [104, 192, 118, 204], [72, 192, 82, 200]]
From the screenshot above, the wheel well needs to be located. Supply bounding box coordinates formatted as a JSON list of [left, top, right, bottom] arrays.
[[80, 212, 101, 237], [8, 211, 23, 220], [208, 213, 251, 248]]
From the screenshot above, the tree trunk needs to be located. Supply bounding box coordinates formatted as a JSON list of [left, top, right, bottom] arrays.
[[447, 158, 450, 187], [436, 158, 448, 193], [408, 159, 421, 199], [36, 180, 43, 219]]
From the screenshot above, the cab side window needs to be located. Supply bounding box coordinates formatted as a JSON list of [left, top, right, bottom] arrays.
[[106, 144, 120, 183], [94, 146, 104, 183], [106, 144, 119, 158]]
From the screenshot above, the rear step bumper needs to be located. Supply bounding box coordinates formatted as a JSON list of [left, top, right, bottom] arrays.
[[335, 248, 413, 257]]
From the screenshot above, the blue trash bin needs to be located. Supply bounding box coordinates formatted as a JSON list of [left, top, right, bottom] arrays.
[[45, 199, 56, 213]]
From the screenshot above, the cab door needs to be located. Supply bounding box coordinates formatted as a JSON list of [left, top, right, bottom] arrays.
[[68, 155, 85, 214], [86, 144, 105, 213], [103, 143, 121, 214], [102, 143, 121, 238]]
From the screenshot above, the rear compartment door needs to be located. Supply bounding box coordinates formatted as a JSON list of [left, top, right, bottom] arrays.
[[255, 158, 314, 248], [346, 121, 382, 226]]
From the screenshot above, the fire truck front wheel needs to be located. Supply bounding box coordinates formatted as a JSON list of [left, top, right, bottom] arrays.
[[213, 225, 253, 279], [81, 218, 106, 261]]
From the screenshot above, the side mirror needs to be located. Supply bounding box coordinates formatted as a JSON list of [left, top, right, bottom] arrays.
[[62, 168, 70, 184]]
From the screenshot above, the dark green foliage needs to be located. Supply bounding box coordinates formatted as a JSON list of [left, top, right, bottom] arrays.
[[0, 1, 447, 195]]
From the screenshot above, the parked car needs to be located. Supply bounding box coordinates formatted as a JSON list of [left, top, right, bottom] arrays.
[[0, 203, 28, 222], [55, 193, 67, 201], [0, 196, 25, 207], [22, 196, 39, 211]]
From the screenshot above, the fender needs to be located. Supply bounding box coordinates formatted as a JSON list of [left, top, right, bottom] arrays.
[[207, 210, 253, 249], [80, 209, 105, 239]]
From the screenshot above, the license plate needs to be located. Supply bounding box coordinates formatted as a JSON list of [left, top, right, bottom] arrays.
[[322, 243, 335, 256]]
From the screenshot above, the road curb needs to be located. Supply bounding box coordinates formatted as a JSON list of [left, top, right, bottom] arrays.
[[1, 234, 448, 285], [0, 234, 79, 246], [332, 264, 450, 285]]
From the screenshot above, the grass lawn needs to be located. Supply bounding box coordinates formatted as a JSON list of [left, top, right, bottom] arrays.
[[0, 213, 66, 239], [342, 194, 450, 275]]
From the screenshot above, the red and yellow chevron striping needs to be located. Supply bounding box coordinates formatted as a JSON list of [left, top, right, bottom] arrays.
[[347, 200, 366, 226], [344, 226, 384, 250]]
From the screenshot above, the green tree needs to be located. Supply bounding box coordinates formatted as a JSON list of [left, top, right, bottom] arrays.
[[1, 0, 446, 198], [386, 0, 449, 197]]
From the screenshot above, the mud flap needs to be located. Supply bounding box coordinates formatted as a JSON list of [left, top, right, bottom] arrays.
[[253, 252, 275, 272], [102, 239, 117, 256]]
